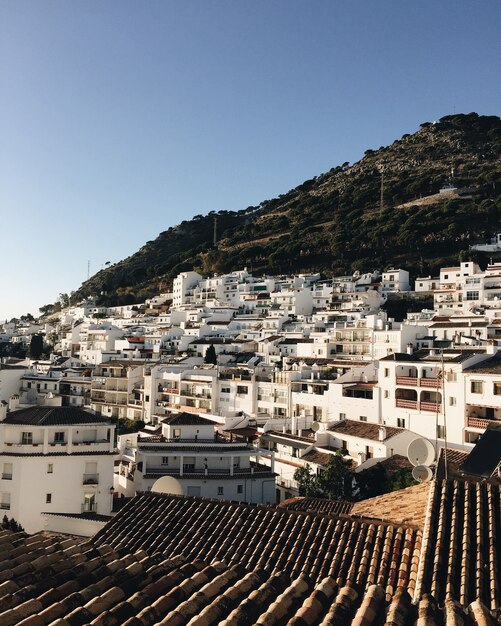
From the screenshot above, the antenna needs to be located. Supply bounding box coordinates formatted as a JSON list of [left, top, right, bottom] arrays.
[[412, 465, 433, 483], [441, 350, 448, 480], [380, 167, 384, 216], [407, 437, 435, 467]]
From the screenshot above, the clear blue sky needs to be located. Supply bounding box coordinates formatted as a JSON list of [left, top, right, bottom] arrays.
[[1, 1, 500, 320]]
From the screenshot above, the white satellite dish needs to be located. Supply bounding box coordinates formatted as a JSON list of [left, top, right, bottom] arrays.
[[407, 438, 435, 467], [311, 421, 320, 432], [151, 476, 184, 496], [412, 465, 433, 483]]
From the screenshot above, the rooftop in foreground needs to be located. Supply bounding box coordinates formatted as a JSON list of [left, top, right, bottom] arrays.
[[0, 475, 498, 625]]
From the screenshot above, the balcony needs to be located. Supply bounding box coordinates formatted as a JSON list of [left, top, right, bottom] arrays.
[[396, 399, 418, 410], [0, 503, 10, 510], [420, 401, 441, 412], [143, 463, 273, 478], [420, 377, 441, 388], [160, 387, 179, 394], [82, 474, 99, 485], [467, 416, 498, 430], [1, 474, 12, 480], [396, 376, 418, 386]]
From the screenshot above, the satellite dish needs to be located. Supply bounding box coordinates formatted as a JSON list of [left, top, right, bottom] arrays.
[[311, 421, 320, 432], [151, 476, 184, 496], [412, 465, 433, 483], [407, 438, 435, 467]]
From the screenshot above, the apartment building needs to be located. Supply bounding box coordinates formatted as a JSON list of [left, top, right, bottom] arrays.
[[378, 347, 497, 449], [118, 412, 276, 503], [0, 405, 115, 534], [90, 361, 144, 420]]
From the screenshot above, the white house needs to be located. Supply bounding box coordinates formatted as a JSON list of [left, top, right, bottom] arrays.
[[118, 412, 276, 504], [0, 405, 116, 535]]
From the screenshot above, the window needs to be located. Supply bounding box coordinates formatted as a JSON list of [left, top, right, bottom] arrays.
[[397, 418, 405, 428], [21, 432, 33, 445], [2, 463, 12, 480], [0, 494, 11, 510], [237, 485, 243, 494], [384, 368, 389, 378], [449, 397, 456, 406], [494, 382, 501, 396], [54, 432, 65, 443], [236, 386, 248, 395], [384, 390, 390, 399], [173, 428, 181, 439], [339, 413, 346, 420], [471, 381, 483, 394], [360, 416, 367, 422], [217, 486, 224, 495], [161, 457, 169, 465], [466, 291, 479, 301], [47, 463, 53, 474], [46, 494, 52, 504], [437, 425, 445, 439], [447, 371, 457, 382], [221, 387, 230, 394]]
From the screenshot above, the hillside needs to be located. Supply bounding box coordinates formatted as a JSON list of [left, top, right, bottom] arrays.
[[73, 113, 501, 307]]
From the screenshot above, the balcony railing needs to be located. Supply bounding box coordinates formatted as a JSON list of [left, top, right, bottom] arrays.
[[395, 399, 418, 410], [1, 474, 12, 480], [395, 377, 440, 388], [0, 503, 10, 510], [420, 378, 441, 388], [396, 376, 418, 386], [82, 473, 99, 485], [467, 416, 498, 430], [420, 401, 441, 412], [144, 464, 272, 477], [396, 399, 441, 412]]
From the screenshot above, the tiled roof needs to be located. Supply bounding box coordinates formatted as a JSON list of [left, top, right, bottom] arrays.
[[351, 482, 430, 528], [460, 423, 501, 477], [161, 412, 215, 426], [2, 406, 110, 426], [380, 349, 484, 363], [328, 419, 402, 441], [464, 354, 501, 373], [301, 449, 334, 466], [415, 479, 500, 613], [278, 497, 354, 516], [94, 492, 422, 593], [0, 477, 499, 625]]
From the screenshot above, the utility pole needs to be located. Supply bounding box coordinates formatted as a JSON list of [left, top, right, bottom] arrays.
[[380, 168, 384, 216]]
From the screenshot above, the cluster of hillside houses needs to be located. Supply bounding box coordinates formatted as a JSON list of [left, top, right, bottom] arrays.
[[1, 261, 501, 535]]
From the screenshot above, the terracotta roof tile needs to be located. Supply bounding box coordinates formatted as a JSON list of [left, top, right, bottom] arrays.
[[0, 475, 499, 626]]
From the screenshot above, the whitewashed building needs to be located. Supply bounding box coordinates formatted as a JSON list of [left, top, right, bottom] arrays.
[[0, 406, 116, 535], [118, 412, 276, 503]]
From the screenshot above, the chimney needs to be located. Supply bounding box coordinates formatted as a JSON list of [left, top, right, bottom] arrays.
[[407, 343, 414, 355], [0, 401, 7, 422], [9, 395, 19, 412], [378, 426, 386, 441]]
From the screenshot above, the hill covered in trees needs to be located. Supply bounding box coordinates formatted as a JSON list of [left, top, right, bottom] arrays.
[[72, 112, 501, 307]]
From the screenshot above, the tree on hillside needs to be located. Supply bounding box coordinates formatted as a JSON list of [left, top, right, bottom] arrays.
[[204, 344, 218, 365], [29, 334, 44, 360]]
